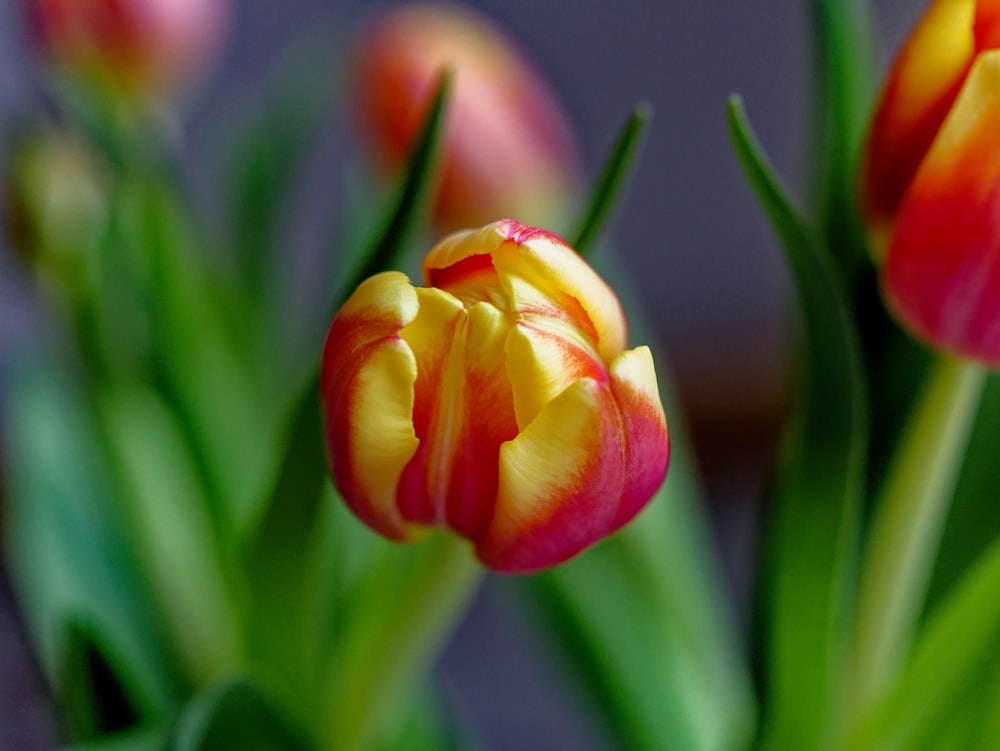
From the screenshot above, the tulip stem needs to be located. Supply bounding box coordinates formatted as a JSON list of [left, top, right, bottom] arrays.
[[849, 356, 985, 719], [319, 533, 483, 751]]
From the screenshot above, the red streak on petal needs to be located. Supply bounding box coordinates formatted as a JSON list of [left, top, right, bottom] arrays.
[[425, 252, 496, 291], [885, 108, 1000, 365], [476, 380, 626, 573]]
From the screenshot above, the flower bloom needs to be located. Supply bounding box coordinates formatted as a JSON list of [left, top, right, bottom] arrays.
[[321, 220, 669, 573], [27, 0, 230, 99], [861, 0, 1000, 365], [351, 3, 579, 232]]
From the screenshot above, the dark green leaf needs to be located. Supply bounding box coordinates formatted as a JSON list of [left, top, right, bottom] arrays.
[[62, 724, 171, 751], [242, 383, 329, 687], [59, 619, 142, 741], [569, 103, 652, 255], [810, 0, 876, 283], [170, 680, 313, 751], [728, 97, 867, 750], [332, 68, 453, 314]]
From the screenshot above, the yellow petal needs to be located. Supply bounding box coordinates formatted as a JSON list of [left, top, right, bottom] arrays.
[[491, 226, 627, 363], [478, 376, 626, 572], [504, 312, 606, 429], [324, 337, 419, 539]]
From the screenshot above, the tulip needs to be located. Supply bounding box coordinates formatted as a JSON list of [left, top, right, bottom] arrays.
[[861, 0, 1000, 365], [26, 0, 230, 100], [320, 219, 669, 573], [4, 129, 108, 283], [352, 3, 579, 231]]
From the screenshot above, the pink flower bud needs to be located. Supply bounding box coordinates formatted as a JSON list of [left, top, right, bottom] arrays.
[[321, 220, 669, 573], [27, 0, 230, 99], [352, 3, 580, 231]]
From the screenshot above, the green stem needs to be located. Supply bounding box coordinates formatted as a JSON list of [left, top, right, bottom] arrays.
[[319, 533, 483, 751], [850, 356, 985, 715]]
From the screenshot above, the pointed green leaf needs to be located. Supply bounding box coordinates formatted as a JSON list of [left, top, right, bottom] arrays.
[[728, 96, 867, 751], [569, 103, 652, 256], [332, 68, 453, 312], [810, 0, 876, 282]]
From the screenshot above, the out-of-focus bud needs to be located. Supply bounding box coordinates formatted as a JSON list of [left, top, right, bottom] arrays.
[[352, 3, 580, 231], [321, 219, 669, 573], [861, 0, 1000, 365], [26, 0, 230, 100], [4, 128, 108, 287]]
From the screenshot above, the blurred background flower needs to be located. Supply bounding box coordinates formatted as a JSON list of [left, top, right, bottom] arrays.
[[352, 3, 579, 231], [862, 0, 1000, 365], [27, 0, 231, 102]]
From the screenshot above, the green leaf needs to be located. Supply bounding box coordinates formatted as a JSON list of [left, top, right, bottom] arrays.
[[568, 103, 652, 256], [62, 724, 171, 751], [133, 180, 280, 540], [847, 532, 1000, 751], [97, 382, 241, 688], [728, 96, 867, 751], [2, 361, 184, 722], [170, 680, 313, 751], [515, 262, 755, 751], [810, 0, 876, 283], [317, 534, 481, 751], [927, 374, 1000, 605], [242, 384, 329, 689], [58, 619, 142, 741], [332, 68, 453, 313]]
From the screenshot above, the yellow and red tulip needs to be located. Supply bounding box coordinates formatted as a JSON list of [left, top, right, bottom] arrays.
[[320, 219, 669, 573], [862, 0, 1000, 365], [27, 0, 230, 99], [351, 3, 579, 232]]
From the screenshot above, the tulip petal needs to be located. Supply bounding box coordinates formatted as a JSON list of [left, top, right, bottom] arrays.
[[396, 287, 467, 526], [862, 0, 976, 244], [505, 313, 606, 429], [885, 50, 1000, 365], [445, 301, 519, 537], [321, 272, 421, 539], [491, 221, 628, 362], [608, 346, 670, 523], [478, 377, 627, 573]]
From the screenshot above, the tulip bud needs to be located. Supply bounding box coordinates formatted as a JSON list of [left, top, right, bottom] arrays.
[[26, 0, 230, 101], [321, 219, 669, 573], [352, 3, 579, 231], [4, 128, 108, 286], [861, 0, 1000, 365]]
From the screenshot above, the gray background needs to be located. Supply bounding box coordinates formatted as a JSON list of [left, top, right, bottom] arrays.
[[1, 1, 923, 749]]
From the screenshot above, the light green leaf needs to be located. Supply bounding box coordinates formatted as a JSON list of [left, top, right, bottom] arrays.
[[3, 361, 183, 722], [331, 68, 453, 313]]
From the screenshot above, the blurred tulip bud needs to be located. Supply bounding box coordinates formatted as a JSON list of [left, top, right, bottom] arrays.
[[321, 219, 669, 573], [26, 0, 230, 100], [4, 128, 108, 286], [352, 3, 580, 231], [861, 0, 1000, 365]]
